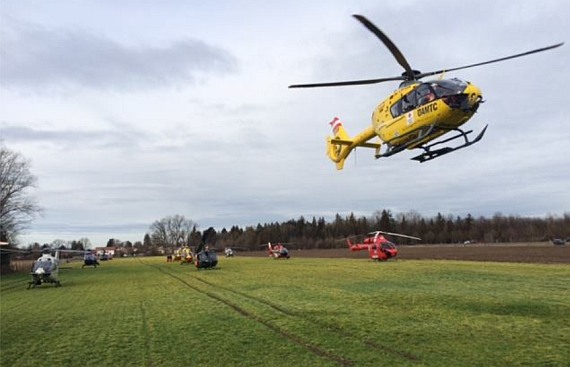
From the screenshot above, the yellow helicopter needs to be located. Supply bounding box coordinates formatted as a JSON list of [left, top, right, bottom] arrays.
[[289, 15, 563, 169]]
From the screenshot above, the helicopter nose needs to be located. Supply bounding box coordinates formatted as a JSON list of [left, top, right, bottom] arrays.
[[464, 83, 483, 112]]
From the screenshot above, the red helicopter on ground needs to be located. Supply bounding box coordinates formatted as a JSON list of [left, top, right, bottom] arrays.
[[264, 242, 291, 259], [347, 231, 421, 261]]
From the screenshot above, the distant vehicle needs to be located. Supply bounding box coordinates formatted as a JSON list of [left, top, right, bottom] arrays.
[[552, 238, 566, 246], [346, 231, 421, 261]]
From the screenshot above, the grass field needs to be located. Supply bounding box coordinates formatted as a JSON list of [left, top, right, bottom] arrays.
[[1, 256, 569, 366]]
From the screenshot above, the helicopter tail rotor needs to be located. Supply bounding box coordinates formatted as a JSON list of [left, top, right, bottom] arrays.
[[326, 117, 352, 170], [326, 117, 381, 170]]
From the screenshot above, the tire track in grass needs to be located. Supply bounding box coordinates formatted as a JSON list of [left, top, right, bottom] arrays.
[[1, 281, 27, 292], [144, 262, 354, 367], [139, 301, 154, 367], [191, 274, 421, 364]]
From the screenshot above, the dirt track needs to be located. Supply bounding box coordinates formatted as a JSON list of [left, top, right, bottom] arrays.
[[244, 243, 570, 264]]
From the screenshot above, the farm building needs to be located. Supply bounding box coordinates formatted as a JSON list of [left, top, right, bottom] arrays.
[[95, 246, 116, 259]]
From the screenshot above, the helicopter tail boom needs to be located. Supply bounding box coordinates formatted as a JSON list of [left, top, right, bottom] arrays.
[[347, 238, 369, 252]]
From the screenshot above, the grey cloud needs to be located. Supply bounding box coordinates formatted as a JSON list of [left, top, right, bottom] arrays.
[[0, 122, 149, 149], [1, 18, 238, 91]]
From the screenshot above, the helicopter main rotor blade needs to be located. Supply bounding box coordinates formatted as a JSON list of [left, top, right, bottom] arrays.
[[0, 247, 32, 254], [288, 14, 418, 89], [352, 14, 416, 80], [289, 75, 405, 88], [369, 230, 422, 241], [417, 43, 564, 79]]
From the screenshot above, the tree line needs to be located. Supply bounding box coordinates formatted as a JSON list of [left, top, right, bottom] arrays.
[[13, 210, 569, 258], [140, 211, 569, 255], [209, 210, 569, 250]]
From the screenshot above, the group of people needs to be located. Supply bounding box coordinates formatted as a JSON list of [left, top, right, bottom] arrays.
[[166, 244, 222, 269]]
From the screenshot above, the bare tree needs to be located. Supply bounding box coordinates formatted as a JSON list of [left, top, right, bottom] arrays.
[[149, 215, 195, 250], [0, 143, 42, 241], [51, 239, 67, 249], [78, 237, 92, 250]]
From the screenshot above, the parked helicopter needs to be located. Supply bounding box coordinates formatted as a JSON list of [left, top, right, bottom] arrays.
[[347, 231, 421, 261], [82, 251, 99, 268], [28, 248, 93, 288], [224, 247, 235, 257], [28, 249, 63, 289], [264, 242, 290, 259], [289, 14, 563, 169], [194, 227, 219, 269], [171, 246, 194, 264]]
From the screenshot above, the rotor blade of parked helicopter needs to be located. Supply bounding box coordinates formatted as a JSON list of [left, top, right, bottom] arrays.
[[352, 14, 416, 81], [370, 231, 422, 241], [417, 43, 564, 79], [289, 75, 405, 88], [0, 247, 32, 254]]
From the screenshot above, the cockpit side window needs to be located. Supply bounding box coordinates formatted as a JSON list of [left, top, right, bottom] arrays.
[[416, 84, 436, 106], [390, 83, 437, 118], [401, 91, 416, 113], [390, 100, 402, 118], [390, 90, 416, 118]]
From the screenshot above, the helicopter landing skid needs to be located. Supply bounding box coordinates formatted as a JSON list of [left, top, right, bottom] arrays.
[[376, 125, 437, 159], [411, 125, 488, 163]]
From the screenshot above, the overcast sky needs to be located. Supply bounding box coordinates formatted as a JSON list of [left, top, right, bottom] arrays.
[[1, 0, 569, 246]]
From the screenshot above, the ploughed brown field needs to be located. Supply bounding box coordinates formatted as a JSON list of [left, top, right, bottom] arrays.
[[244, 243, 570, 264]]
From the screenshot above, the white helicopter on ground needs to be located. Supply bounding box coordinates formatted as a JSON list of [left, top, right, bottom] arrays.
[[224, 247, 235, 257], [28, 249, 62, 289], [28, 248, 88, 289]]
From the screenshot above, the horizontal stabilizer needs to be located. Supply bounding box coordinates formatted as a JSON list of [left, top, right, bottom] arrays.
[[358, 142, 382, 149], [330, 138, 381, 149]]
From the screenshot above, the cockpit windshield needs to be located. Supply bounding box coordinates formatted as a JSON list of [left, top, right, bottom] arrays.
[[381, 242, 396, 250], [33, 259, 55, 273], [429, 78, 467, 98]]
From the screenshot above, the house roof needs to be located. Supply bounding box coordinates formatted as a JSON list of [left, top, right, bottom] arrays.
[[95, 246, 116, 250]]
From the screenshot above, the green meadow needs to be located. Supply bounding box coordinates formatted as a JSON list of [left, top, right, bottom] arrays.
[[1, 256, 569, 366]]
